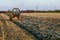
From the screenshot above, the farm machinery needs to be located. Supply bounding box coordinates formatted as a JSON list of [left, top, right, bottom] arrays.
[[10, 8, 21, 21]]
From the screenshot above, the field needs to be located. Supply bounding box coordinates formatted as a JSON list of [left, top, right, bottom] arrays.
[[21, 13, 60, 18], [0, 13, 60, 40], [20, 13, 60, 40], [0, 14, 37, 40]]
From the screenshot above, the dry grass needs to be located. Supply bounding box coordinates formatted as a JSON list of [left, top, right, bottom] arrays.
[[0, 20, 37, 40], [0, 13, 10, 20], [21, 13, 60, 18], [0, 13, 36, 40]]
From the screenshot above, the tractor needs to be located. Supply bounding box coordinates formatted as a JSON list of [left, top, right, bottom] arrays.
[[10, 8, 21, 21]]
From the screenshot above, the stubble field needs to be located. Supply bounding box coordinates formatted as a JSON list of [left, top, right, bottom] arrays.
[[21, 13, 60, 18], [0, 13, 60, 40]]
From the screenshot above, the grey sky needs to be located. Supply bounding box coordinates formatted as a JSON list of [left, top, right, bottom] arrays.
[[0, 0, 60, 11]]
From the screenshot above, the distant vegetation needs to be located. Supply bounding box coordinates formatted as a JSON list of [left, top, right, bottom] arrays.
[[0, 10, 60, 13], [20, 10, 60, 13]]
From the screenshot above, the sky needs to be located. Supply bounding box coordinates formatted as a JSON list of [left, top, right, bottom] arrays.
[[0, 0, 60, 11]]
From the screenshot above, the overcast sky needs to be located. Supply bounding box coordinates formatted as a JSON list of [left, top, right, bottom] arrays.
[[0, 0, 60, 11]]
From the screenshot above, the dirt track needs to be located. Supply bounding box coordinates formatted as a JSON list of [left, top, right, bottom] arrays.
[[21, 13, 60, 18]]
